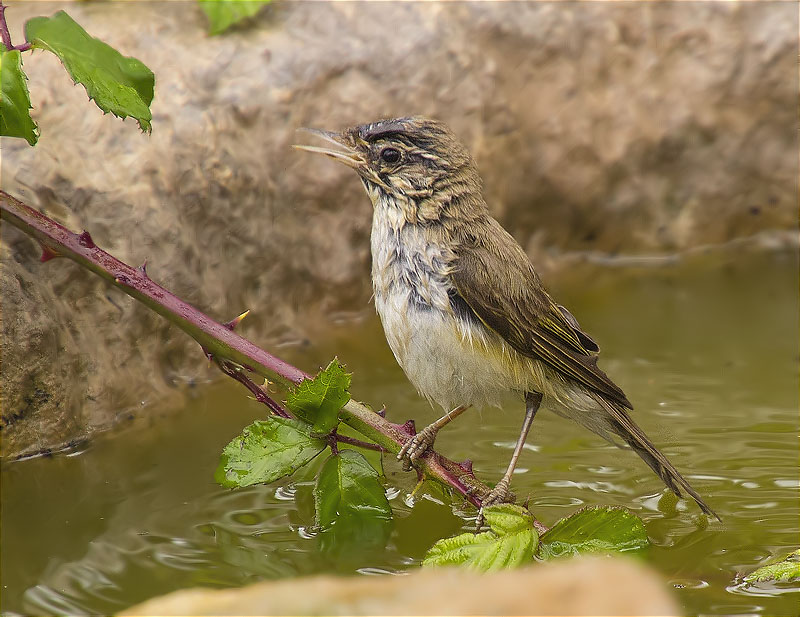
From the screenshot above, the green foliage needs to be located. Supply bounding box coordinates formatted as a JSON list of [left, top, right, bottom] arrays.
[[215, 417, 326, 488], [198, 0, 271, 36], [286, 358, 351, 436], [25, 11, 154, 132], [212, 354, 650, 568], [423, 504, 538, 572], [314, 449, 392, 555], [424, 504, 650, 572], [744, 549, 800, 583], [538, 505, 649, 560], [0, 48, 38, 145]]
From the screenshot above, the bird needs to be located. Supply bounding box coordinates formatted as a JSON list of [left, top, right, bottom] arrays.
[[295, 116, 717, 522]]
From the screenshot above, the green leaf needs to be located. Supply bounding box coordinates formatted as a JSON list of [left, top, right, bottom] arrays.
[[25, 11, 154, 132], [314, 449, 392, 557], [314, 449, 392, 528], [423, 504, 538, 572], [482, 503, 536, 535], [744, 549, 800, 583], [538, 505, 649, 560], [215, 417, 326, 488], [198, 0, 271, 36], [0, 48, 38, 145], [286, 358, 351, 436]]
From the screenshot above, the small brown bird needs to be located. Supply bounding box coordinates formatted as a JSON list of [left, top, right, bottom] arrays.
[[296, 117, 717, 522]]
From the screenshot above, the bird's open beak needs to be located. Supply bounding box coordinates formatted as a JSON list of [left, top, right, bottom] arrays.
[[293, 128, 364, 170]]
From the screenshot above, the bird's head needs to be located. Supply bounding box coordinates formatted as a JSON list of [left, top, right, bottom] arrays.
[[295, 117, 482, 223]]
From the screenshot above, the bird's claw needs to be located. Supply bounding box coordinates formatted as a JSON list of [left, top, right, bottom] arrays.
[[475, 478, 512, 529], [397, 425, 438, 471]]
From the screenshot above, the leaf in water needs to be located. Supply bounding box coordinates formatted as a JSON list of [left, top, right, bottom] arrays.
[[25, 11, 154, 132], [0, 49, 38, 145], [286, 358, 351, 436], [215, 417, 326, 488], [198, 0, 271, 36], [538, 505, 649, 560], [423, 504, 538, 572], [314, 449, 392, 557], [744, 549, 800, 583]]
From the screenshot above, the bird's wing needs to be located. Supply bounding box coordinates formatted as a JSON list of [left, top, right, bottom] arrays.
[[451, 219, 632, 409]]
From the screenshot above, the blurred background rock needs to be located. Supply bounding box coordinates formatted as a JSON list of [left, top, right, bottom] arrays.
[[1, 0, 796, 458], [121, 555, 680, 616]]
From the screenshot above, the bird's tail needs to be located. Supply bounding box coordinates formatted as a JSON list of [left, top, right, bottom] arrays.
[[598, 398, 720, 521]]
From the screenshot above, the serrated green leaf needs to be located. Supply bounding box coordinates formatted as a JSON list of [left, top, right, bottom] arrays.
[[314, 449, 392, 557], [538, 505, 649, 560], [286, 358, 351, 436], [215, 417, 326, 488], [0, 49, 38, 145], [198, 0, 271, 36], [423, 504, 538, 572], [25, 11, 154, 132], [744, 549, 800, 583]]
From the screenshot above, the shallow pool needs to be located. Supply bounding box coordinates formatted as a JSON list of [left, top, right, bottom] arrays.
[[1, 248, 798, 615]]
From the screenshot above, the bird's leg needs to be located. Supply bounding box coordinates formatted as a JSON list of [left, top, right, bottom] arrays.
[[476, 391, 542, 528], [398, 404, 470, 471]]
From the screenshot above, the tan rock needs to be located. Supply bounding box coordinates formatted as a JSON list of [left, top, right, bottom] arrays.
[[2, 1, 795, 456], [120, 556, 680, 616]]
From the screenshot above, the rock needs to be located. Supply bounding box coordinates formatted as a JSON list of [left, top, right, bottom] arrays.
[[120, 556, 680, 616], [1, 1, 795, 456]]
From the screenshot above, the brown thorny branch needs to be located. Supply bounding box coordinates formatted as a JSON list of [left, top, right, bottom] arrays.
[[1, 190, 549, 526]]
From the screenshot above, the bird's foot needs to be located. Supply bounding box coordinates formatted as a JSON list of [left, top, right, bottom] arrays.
[[397, 424, 438, 471], [475, 477, 512, 529]]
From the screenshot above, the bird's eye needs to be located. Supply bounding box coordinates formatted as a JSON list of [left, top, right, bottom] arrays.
[[380, 147, 401, 164]]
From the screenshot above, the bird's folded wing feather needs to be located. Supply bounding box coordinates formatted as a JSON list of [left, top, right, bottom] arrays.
[[452, 220, 632, 409]]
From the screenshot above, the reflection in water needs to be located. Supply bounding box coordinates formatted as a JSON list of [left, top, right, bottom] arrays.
[[1, 251, 798, 615]]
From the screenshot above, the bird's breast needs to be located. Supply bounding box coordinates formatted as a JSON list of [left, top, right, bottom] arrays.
[[369, 204, 535, 410]]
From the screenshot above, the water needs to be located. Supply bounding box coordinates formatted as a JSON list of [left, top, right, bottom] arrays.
[[2, 249, 798, 615]]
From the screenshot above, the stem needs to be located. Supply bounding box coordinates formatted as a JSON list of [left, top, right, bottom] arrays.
[[0, 2, 31, 52], [1, 190, 495, 508], [215, 359, 291, 419], [335, 434, 384, 452]]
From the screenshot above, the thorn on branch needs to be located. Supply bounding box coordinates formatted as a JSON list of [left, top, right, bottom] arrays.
[[40, 246, 59, 262], [399, 419, 416, 436], [200, 345, 214, 366], [77, 230, 96, 249], [457, 459, 474, 475], [137, 259, 148, 277], [223, 309, 250, 332], [376, 405, 387, 418]]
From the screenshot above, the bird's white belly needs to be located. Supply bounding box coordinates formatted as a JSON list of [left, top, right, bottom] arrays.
[[375, 288, 529, 411]]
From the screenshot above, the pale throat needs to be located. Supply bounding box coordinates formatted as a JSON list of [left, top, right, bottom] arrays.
[[366, 185, 455, 316]]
